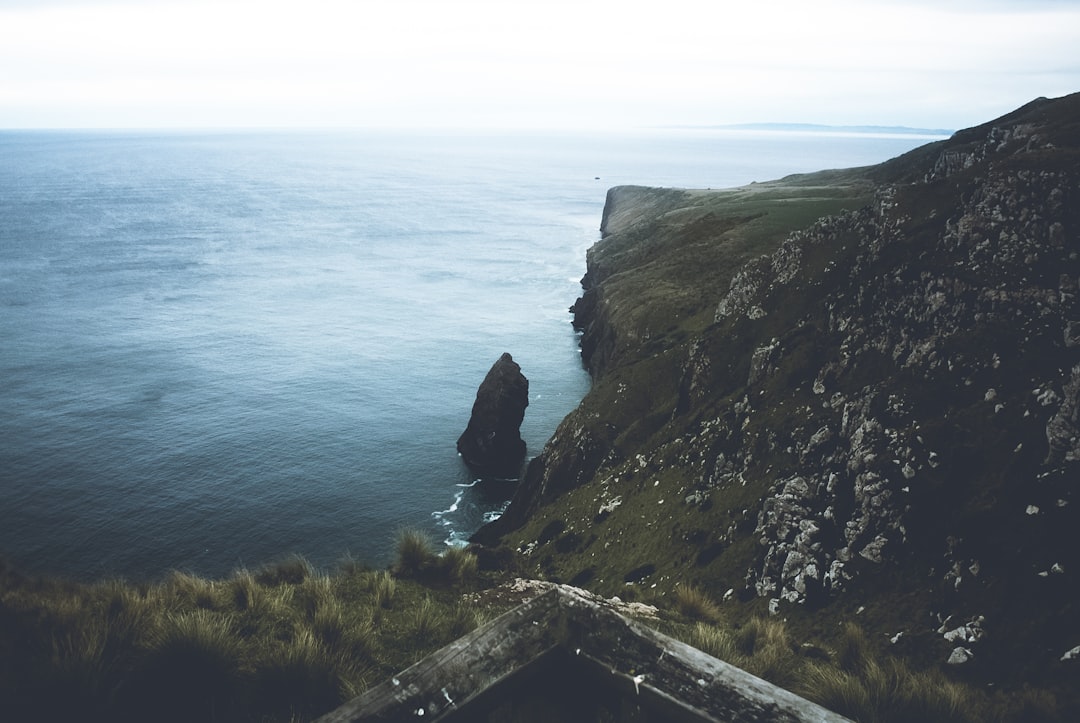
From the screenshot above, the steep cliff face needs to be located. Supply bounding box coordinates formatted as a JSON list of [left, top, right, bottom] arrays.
[[473, 93, 1080, 698]]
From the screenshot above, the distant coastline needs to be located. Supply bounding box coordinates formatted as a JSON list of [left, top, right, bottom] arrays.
[[660, 122, 954, 138]]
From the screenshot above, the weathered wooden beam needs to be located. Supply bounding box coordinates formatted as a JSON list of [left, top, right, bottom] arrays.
[[556, 587, 845, 722], [315, 590, 564, 722], [315, 585, 852, 723]]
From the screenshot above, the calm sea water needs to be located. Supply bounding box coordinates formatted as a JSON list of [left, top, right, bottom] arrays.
[[0, 128, 937, 582]]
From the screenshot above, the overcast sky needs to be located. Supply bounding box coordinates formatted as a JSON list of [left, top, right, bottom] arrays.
[[2, 0, 1078, 130]]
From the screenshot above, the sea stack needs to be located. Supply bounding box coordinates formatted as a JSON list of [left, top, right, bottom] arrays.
[[457, 353, 529, 477]]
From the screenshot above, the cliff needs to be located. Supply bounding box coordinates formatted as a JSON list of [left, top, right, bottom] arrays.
[[474, 92, 1080, 707]]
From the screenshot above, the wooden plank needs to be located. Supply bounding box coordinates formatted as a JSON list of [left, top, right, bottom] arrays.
[[555, 587, 848, 722], [315, 590, 563, 722], [316, 585, 852, 723]]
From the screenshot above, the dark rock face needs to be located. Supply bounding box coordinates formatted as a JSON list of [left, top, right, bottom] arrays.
[[474, 93, 1080, 702], [457, 353, 529, 477]]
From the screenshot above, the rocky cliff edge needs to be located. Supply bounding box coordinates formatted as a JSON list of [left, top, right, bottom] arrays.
[[473, 93, 1080, 704]]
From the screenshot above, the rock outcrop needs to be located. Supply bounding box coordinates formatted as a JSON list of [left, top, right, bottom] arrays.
[[457, 353, 529, 477], [473, 92, 1080, 703]]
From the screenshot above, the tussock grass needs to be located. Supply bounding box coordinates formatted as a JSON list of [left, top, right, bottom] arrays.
[[255, 554, 314, 587], [0, 555, 517, 723], [679, 616, 1005, 722], [447, 601, 488, 639], [671, 583, 723, 623], [370, 570, 397, 609], [394, 529, 437, 577], [161, 569, 221, 610], [4, 550, 1061, 723], [250, 627, 348, 720], [435, 546, 479, 586], [409, 596, 447, 641], [798, 656, 977, 723], [228, 569, 267, 613], [836, 620, 871, 673]]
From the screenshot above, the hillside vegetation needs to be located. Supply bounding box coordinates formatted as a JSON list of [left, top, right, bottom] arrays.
[[4, 94, 1078, 722], [474, 92, 1080, 719]]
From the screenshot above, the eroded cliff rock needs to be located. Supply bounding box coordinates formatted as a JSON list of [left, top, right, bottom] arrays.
[[473, 93, 1080, 700], [457, 353, 529, 477]]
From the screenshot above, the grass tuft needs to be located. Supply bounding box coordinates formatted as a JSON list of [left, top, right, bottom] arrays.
[[435, 547, 479, 585], [371, 570, 397, 609], [798, 656, 980, 723], [254, 554, 313, 587], [395, 529, 437, 577], [131, 609, 243, 721], [409, 596, 447, 642], [687, 622, 739, 662], [836, 621, 871, 673], [250, 627, 344, 720], [161, 570, 220, 611], [671, 583, 723, 623]]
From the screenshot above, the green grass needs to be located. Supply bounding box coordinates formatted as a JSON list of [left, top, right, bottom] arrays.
[[668, 612, 1059, 723], [0, 553, 514, 723], [671, 583, 723, 623], [394, 528, 437, 577], [0, 550, 1070, 722]]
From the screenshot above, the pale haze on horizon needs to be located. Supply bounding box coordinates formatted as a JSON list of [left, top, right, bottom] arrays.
[[1, 0, 1078, 131]]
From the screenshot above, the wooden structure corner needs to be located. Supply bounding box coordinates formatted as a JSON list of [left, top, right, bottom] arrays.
[[316, 585, 850, 722]]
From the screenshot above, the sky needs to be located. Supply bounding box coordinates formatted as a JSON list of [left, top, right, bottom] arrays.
[[1, 0, 1078, 131]]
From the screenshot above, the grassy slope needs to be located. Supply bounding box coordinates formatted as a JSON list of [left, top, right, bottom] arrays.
[[0, 543, 510, 723], [479, 94, 1080, 720], [501, 179, 876, 593]]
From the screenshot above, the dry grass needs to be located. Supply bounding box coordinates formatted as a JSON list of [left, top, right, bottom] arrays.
[[1, 552, 1063, 723], [680, 616, 1001, 722], [0, 556, 515, 723], [394, 529, 437, 577], [436, 546, 479, 586], [671, 583, 723, 623]]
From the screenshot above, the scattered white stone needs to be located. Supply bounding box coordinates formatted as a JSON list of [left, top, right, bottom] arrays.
[[1061, 645, 1080, 662], [1057, 499, 1069, 508], [1052, 563, 1065, 574], [768, 598, 781, 615], [723, 588, 735, 602], [890, 632, 904, 644], [947, 647, 974, 665], [1026, 505, 1041, 515], [944, 617, 986, 644], [856, 606, 866, 615], [599, 496, 623, 515], [1036, 388, 1060, 406], [985, 388, 998, 402]]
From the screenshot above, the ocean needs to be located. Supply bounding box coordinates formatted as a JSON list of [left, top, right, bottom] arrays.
[[0, 128, 939, 582]]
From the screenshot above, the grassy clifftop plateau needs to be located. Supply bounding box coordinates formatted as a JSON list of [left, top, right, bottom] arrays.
[[474, 92, 1080, 716]]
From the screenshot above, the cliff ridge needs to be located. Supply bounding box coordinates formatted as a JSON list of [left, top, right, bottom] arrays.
[[474, 92, 1080, 707]]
